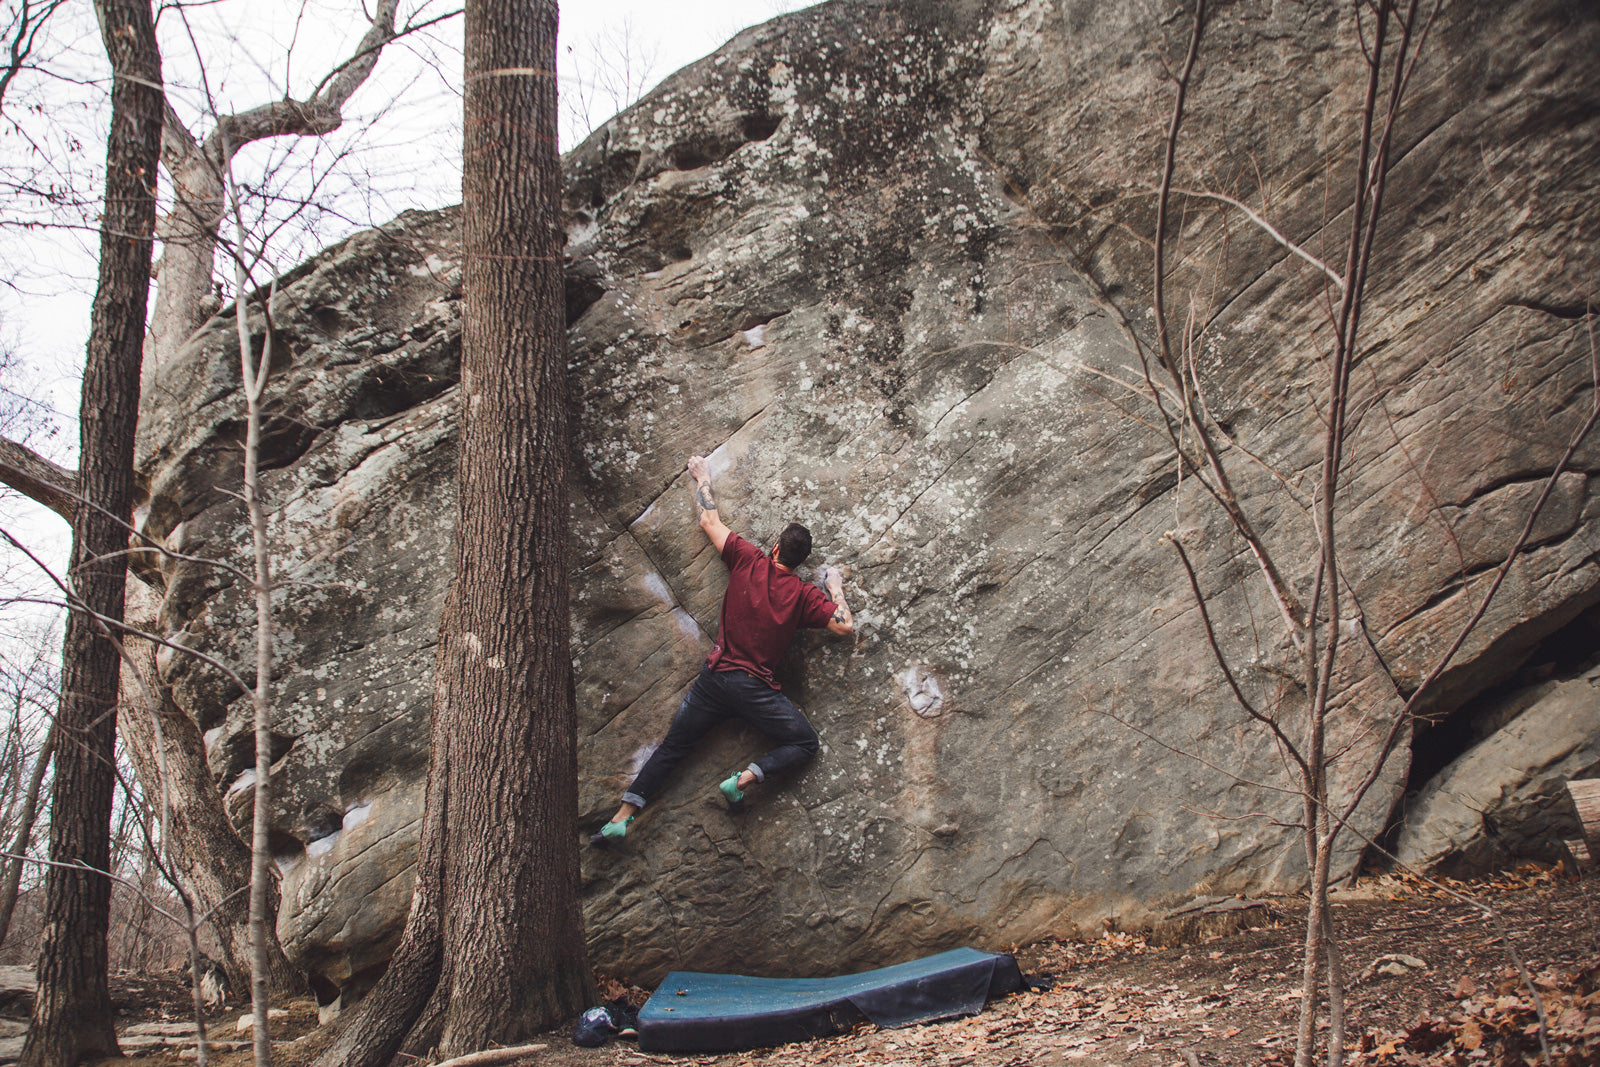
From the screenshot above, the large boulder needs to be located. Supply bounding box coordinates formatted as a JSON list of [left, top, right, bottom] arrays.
[[132, 0, 1600, 996]]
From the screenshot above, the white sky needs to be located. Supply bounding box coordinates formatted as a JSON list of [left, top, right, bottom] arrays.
[[0, 0, 811, 627]]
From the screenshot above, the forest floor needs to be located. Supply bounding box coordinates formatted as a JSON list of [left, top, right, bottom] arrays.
[[42, 866, 1600, 1067]]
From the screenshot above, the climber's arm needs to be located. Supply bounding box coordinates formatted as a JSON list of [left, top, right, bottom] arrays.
[[688, 455, 731, 553], [822, 566, 854, 637]]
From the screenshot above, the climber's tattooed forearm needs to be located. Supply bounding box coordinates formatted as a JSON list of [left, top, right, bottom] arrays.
[[695, 480, 717, 512], [829, 597, 854, 634], [830, 588, 853, 628]]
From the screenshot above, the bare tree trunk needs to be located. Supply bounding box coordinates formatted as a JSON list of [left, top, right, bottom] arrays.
[[19, 0, 161, 1061], [229, 228, 278, 1067], [1323, 898, 1347, 1066], [146, 152, 224, 371], [1135, 4, 1437, 1065], [126, 6, 406, 1022], [315, 2, 593, 1060], [312, 738, 449, 1067], [0, 719, 53, 950], [0, 4, 407, 1027], [437, 0, 593, 1040], [1293, 827, 1334, 1067], [146, 0, 398, 375], [119, 583, 302, 996]]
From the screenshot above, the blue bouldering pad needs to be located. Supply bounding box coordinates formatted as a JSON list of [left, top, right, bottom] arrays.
[[636, 946, 1024, 1052]]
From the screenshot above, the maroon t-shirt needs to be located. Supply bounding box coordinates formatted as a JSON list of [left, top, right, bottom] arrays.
[[706, 533, 837, 688]]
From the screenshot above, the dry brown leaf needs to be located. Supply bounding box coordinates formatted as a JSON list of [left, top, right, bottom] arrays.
[[1373, 1036, 1402, 1056]]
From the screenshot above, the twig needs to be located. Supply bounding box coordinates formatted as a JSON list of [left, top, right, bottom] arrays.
[[1169, 188, 1345, 290], [1332, 387, 1600, 839], [429, 1044, 550, 1067], [0, 530, 257, 699], [1167, 537, 1310, 780], [1095, 701, 1297, 798]]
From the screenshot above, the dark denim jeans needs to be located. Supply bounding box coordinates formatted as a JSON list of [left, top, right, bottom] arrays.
[[622, 666, 820, 808]]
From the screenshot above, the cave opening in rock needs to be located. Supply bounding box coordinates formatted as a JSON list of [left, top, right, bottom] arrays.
[[1409, 604, 1600, 793], [1373, 602, 1600, 873]]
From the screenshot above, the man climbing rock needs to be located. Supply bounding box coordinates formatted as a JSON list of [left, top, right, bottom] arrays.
[[592, 453, 855, 844]]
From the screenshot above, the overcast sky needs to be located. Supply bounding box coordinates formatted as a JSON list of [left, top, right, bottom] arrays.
[[7, 0, 811, 392], [0, 0, 812, 628]]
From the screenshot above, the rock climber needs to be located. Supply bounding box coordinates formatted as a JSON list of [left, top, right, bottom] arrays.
[[591, 453, 855, 845]]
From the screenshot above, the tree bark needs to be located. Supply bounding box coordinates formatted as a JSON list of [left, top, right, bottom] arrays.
[[19, 0, 161, 1062], [118, 582, 303, 998], [438, 0, 593, 1043], [0, 438, 77, 521], [147, 146, 224, 371], [0, 0, 399, 1019], [315, 1, 593, 1060]]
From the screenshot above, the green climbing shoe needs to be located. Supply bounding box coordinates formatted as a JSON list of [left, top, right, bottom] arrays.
[[718, 774, 746, 811], [589, 816, 632, 847]]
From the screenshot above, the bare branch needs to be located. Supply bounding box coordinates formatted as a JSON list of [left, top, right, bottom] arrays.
[[432, 1044, 552, 1067], [0, 436, 267, 593], [1170, 188, 1345, 291], [159, 96, 200, 173], [0, 0, 68, 112], [0, 527, 258, 700], [0, 436, 76, 520], [1095, 700, 1299, 798], [0, 850, 186, 928], [1142, 1, 1309, 648], [202, 0, 400, 156], [1167, 535, 1311, 780], [1333, 318, 1600, 840], [309, 5, 461, 103]]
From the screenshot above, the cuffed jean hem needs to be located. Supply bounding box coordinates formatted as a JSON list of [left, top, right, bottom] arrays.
[[622, 791, 647, 809], [746, 762, 765, 783]]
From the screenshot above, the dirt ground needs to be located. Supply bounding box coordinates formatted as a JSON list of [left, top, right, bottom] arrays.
[[78, 866, 1600, 1067]]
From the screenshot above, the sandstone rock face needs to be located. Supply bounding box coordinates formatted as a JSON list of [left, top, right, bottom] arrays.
[[133, 0, 1600, 994], [139, 210, 464, 993]]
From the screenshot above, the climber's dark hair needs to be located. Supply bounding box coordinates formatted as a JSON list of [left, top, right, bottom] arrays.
[[776, 523, 812, 567]]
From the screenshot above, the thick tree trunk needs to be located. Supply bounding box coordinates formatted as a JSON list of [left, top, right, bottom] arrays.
[[145, 0, 398, 376], [118, 583, 303, 998], [437, 0, 592, 1042], [314, 2, 592, 1060], [19, 1, 162, 1062]]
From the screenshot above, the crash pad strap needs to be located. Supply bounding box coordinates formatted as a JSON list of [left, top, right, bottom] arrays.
[[637, 946, 1024, 1052]]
